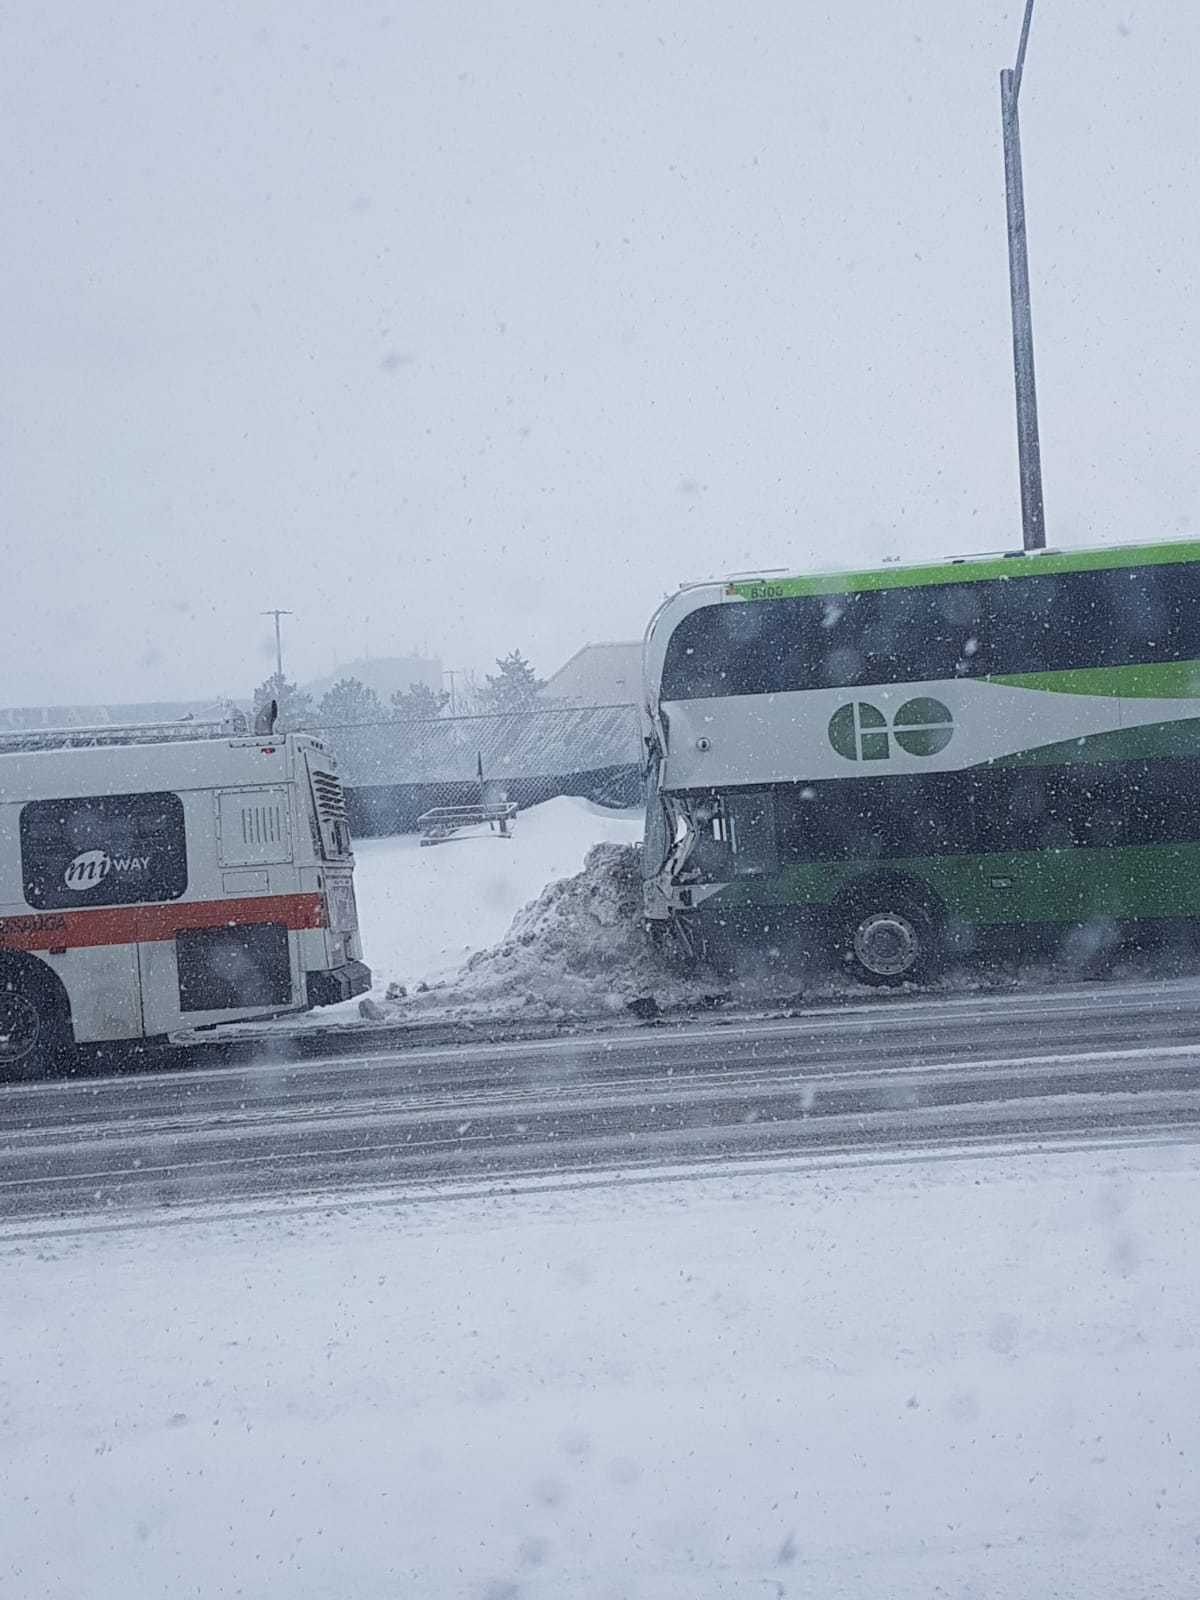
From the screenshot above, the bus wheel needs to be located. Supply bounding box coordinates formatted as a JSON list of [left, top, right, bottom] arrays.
[[0, 975, 67, 1079], [838, 894, 942, 987]]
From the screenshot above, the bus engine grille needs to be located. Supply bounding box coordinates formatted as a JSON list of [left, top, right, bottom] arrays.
[[310, 771, 347, 822]]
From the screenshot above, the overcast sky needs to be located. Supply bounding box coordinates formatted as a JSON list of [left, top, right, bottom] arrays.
[[2, 0, 1196, 706]]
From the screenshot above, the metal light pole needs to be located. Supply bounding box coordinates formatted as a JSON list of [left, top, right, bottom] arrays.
[[1001, 0, 1046, 551], [262, 609, 293, 681]]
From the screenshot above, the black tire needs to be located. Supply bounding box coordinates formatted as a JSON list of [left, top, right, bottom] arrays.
[[0, 974, 68, 1080], [836, 888, 943, 987]]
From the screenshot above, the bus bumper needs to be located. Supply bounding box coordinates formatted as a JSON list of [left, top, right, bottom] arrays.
[[306, 960, 372, 1008]]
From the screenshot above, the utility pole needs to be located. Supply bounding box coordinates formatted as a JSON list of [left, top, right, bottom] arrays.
[[1001, 0, 1046, 551], [262, 610, 293, 682], [444, 669, 462, 716]]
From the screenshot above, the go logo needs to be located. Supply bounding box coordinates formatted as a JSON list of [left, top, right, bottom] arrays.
[[828, 697, 954, 761]]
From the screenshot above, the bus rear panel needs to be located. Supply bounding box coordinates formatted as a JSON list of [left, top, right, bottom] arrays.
[[0, 731, 370, 1060]]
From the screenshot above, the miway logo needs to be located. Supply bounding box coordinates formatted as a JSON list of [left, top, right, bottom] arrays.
[[63, 850, 150, 891]]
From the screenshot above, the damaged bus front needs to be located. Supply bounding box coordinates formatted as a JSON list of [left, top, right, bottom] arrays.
[[640, 579, 789, 969]]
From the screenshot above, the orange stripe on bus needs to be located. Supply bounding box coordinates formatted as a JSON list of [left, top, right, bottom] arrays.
[[0, 892, 326, 954]]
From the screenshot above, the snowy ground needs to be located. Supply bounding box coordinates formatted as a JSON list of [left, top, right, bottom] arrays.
[[5, 1138, 1200, 1598], [349, 797, 644, 1003]]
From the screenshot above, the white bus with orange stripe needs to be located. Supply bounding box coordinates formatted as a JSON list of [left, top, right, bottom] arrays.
[[0, 728, 370, 1074]]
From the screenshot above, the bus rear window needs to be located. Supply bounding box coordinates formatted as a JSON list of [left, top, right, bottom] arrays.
[[20, 791, 187, 910]]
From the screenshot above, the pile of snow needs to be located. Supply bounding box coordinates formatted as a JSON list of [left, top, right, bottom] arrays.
[[343, 797, 648, 1011], [391, 839, 713, 1021], [6, 1142, 1200, 1597]]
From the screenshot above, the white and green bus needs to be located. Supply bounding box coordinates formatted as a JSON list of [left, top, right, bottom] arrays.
[[640, 539, 1200, 984]]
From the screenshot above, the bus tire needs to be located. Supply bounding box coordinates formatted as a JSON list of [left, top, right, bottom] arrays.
[[0, 961, 73, 1080], [835, 883, 944, 987]]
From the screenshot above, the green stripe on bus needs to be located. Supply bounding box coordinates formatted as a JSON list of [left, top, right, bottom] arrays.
[[716, 842, 1200, 926], [987, 716, 1200, 767], [990, 661, 1200, 698], [725, 540, 1200, 600]]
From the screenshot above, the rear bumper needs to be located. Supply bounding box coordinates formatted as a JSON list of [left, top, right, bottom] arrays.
[[306, 960, 372, 1008]]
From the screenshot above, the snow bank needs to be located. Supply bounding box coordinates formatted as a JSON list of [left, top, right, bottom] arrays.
[[342, 796, 646, 1007], [392, 839, 713, 1020], [6, 1141, 1200, 1598], [341, 796, 723, 1024]]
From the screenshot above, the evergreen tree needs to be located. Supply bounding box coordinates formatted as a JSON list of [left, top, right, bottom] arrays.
[[317, 677, 383, 726], [481, 650, 547, 713], [389, 681, 451, 720], [252, 673, 315, 733]]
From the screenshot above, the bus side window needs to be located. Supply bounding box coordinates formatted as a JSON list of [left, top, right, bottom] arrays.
[[1156, 563, 1200, 660], [1098, 563, 1200, 665], [20, 791, 187, 911], [883, 585, 985, 684], [660, 560, 1200, 705], [980, 575, 1057, 676], [1125, 753, 1200, 846], [725, 791, 778, 877]]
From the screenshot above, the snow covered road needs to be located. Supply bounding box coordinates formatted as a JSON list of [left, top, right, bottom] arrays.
[[6, 976, 1200, 1226]]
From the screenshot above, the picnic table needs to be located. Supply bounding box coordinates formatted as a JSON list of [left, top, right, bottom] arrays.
[[417, 801, 518, 846]]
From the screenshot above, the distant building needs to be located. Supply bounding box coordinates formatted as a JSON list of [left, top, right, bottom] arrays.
[[542, 641, 641, 708], [306, 654, 443, 705]]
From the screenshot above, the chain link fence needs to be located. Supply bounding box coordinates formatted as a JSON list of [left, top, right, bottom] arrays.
[[307, 703, 644, 836]]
